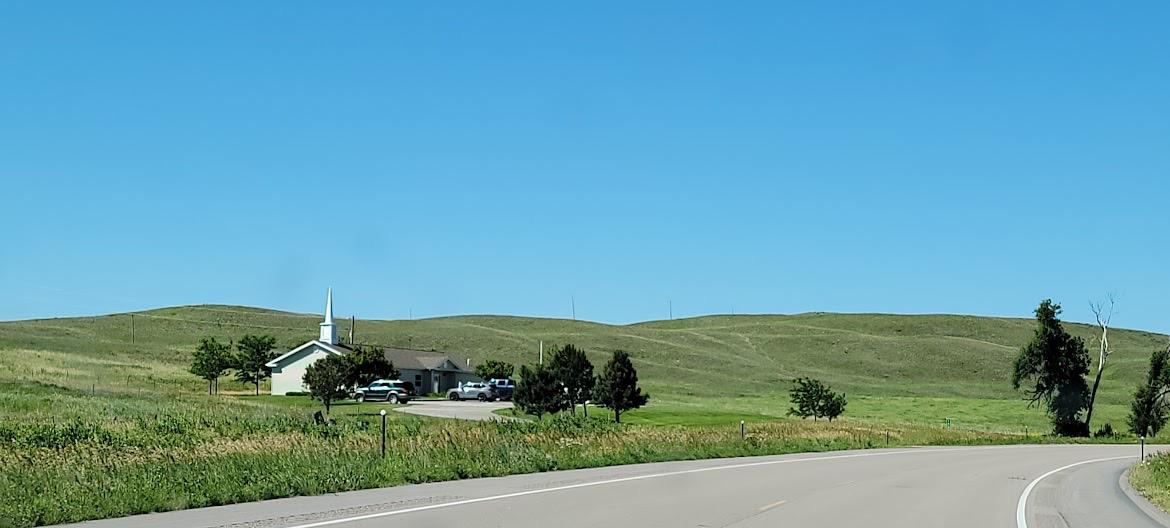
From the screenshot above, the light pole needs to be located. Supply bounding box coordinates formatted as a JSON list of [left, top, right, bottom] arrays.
[[379, 409, 387, 458]]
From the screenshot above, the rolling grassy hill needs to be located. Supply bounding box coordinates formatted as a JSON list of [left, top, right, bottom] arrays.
[[3, 305, 1168, 526], [1, 305, 1166, 429]]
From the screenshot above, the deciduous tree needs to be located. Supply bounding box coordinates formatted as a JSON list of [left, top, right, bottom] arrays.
[[1085, 295, 1116, 430], [788, 377, 828, 420], [345, 345, 397, 388], [234, 334, 277, 396], [475, 359, 515, 381], [303, 354, 350, 415], [190, 337, 233, 395]]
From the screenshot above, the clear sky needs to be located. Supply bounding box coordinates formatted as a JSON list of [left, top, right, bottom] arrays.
[[2, 2, 1168, 331]]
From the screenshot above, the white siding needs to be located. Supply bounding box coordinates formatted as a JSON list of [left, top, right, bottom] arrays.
[[270, 344, 337, 395]]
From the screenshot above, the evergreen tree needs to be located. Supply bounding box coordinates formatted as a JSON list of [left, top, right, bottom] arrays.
[[550, 344, 595, 415], [594, 350, 649, 423], [513, 363, 568, 419], [1012, 300, 1091, 436], [303, 354, 350, 415], [234, 334, 278, 396], [1129, 345, 1170, 436], [189, 337, 233, 395]]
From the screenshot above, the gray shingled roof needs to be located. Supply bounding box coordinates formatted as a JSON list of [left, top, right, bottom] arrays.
[[382, 347, 470, 372]]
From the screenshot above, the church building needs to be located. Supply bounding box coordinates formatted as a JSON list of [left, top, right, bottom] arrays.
[[265, 289, 479, 396]]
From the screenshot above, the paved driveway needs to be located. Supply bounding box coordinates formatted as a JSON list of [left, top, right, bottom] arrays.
[[394, 399, 515, 421]]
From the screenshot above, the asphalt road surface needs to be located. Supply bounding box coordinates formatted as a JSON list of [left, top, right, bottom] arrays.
[[57, 445, 1170, 528], [394, 399, 515, 421]]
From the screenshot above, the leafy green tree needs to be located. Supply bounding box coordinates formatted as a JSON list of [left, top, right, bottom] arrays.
[[1012, 300, 1091, 436], [345, 345, 397, 388], [550, 344, 595, 416], [1129, 345, 1170, 436], [594, 350, 649, 423], [788, 377, 847, 421], [303, 354, 350, 415], [820, 390, 848, 422], [475, 359, 515, 381], [234, 334, 278, 396], [788, 377, 828, 420], [513, 363, 568, 419], [190, 337, 233, 395]]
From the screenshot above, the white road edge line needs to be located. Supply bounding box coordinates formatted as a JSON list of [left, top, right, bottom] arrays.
[[758, 499, 787, 512], [1015, 455, 1135, 528], [283, 446, 1007, 528]]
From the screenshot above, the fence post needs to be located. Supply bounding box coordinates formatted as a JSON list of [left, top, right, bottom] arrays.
[[380, 410, 387, 458], [740, 420, 745, 439]]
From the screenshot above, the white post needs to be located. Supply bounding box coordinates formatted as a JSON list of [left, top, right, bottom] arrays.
[[539, 340, 544, 365]]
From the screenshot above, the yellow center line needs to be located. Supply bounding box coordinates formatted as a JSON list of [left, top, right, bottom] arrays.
[[758, 499, 787, 512]]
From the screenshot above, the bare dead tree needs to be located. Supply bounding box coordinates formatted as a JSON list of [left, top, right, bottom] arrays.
[[1085, 294, 1117, 430]]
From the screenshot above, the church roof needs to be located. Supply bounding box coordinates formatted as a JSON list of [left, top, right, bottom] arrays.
[[383, 347, 471, 372]]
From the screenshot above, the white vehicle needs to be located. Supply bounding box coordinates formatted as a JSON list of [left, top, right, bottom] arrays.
[[446, 382, 497, 402]]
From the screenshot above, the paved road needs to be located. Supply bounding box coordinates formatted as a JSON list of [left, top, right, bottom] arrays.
[[57, 445, 1169, 528], [394, 399, 515, 421]]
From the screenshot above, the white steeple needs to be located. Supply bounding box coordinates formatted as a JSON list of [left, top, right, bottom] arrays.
[[319, 288, 337, 344]]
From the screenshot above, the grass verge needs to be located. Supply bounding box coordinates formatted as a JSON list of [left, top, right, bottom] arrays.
[[1130, 453, 1170, 513]]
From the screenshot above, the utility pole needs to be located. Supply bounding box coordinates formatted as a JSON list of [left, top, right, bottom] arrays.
[[571, 296, 576, 320], [669, 300, 673, 320], [130, 314, 135, 344]]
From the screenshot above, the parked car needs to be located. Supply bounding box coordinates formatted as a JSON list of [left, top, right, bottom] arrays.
[[488, 378, 515, 401], [354, 379, 411, 404], [447, 382, 497, 401]]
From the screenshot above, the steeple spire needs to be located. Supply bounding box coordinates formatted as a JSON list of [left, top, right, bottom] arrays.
[[319, 288, 337, 344]]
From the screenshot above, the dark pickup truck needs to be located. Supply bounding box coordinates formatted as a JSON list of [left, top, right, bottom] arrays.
[[489, 378, 515, 401]]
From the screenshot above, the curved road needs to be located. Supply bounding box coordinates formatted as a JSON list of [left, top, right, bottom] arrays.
[[58, 445, 1169, 528]]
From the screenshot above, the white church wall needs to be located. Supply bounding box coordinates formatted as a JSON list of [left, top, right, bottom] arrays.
[[270, 344, 335, 395]]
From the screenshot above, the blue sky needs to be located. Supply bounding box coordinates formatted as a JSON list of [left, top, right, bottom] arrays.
[[2, 2, 1168, 331]]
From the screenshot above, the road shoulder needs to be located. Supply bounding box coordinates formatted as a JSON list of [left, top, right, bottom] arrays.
[[1122, 465, 1170, 528]]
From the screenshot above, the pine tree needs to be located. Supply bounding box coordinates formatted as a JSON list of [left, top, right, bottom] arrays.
[[550, 344, 595, 415], [1129, 345, 1170, 436], [1012, 300, 1091, 436], [513, 363, 568, 419], [594, 350, 649, 423]]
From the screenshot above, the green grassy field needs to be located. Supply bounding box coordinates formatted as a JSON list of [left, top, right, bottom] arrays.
[[1, 305, 1166, 526]]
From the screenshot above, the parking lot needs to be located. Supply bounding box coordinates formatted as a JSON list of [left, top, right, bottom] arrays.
[[393, 399, 516, 421]]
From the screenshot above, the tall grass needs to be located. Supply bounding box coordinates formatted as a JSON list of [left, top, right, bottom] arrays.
[[0, 405, 1103, 528]]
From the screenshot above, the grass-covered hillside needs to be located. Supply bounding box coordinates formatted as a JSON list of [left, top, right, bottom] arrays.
[[1, 305, 1166, 428], [2, 306, 1167, 526]]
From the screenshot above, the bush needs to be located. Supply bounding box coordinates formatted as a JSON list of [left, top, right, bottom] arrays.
[[1093, 423, 1116, 438]]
